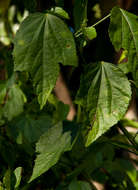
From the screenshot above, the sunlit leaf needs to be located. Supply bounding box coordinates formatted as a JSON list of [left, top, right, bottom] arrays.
[[76, 62, 131, 146], [14, 167, 22, 188]]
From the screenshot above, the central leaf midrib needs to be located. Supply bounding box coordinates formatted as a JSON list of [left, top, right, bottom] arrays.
[[89, 64, 102, 126], [103, 65, 112, 114]]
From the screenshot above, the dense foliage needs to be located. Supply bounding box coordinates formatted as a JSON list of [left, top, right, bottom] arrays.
[[0, 0, 138, 189]]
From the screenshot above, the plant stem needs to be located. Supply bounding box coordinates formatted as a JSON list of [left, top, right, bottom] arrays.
[[92, 13, 111, 27], [75, 13, 111, 38], [77, 104, 81, 123], [109, 141, 138, 155], [118, 122, 138, 151], [120, 118, 138, 128]]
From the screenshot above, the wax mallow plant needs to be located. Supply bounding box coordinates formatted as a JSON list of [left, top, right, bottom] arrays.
[[0, 0, 138, 189]]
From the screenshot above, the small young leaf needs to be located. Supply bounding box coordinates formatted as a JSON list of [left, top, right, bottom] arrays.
[[83, 26, 97, 40], [109, 7, 138, 83], [13, 13, 78, 109], [51, 7, 70, 19]]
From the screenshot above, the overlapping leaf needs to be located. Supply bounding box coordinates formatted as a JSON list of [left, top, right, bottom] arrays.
[[0, 78, 26, 121], [109, 7, 138, 83], [76, 62, 131, 146], [8, 115, 52, 144], [69, 180, 91, 190], [13, 12, 78, 109], [73, 0, 88, 30]]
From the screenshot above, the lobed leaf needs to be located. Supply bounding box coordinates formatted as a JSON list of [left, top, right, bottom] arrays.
[[13, 12, 78, 109], [29, 121, 78, 182]]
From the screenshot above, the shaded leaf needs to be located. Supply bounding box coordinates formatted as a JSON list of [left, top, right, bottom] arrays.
[[55, 0, 64, 7], [0, 83, 6, 104], [13, 12, 78, 109], [73, 0, 88, 30], [29, 121, 78, 182], [0, 76, 26, 121], [83, 26, 97, 40], [77, 62, 131, 146], [3, 84, 26, 121], [8, 115, 52, 144], [54, 101, 70, 122], [109, 7, 138, 83], [68, 180, 91, 190], [0, 136, 16, 167]]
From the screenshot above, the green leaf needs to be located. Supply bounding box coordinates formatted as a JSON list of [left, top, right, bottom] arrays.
[[2, 84, 26, 121], [68, 180, 91, 190], [51, 7, 70, 19], [73, 0, 88, 30], [0, 83, 6, 104], [13, 13, 78, 109], [3, 169, 15, 190], [14, 167, 22, 189], [29, 121, 78, 182], [0, 136, 16, 167], [8, 115, 52, 144], [109, 7, 138, 83], [77, 62, 131, 146], [54, 101, 70, 121], [83, 26, 97, 40]]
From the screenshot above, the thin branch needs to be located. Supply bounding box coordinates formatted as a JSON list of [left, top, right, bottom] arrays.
[[75, 13, 111, 38], [118, 122, 138, 151], [120, 118, 138, 128], [92, 13, 111, 27]]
